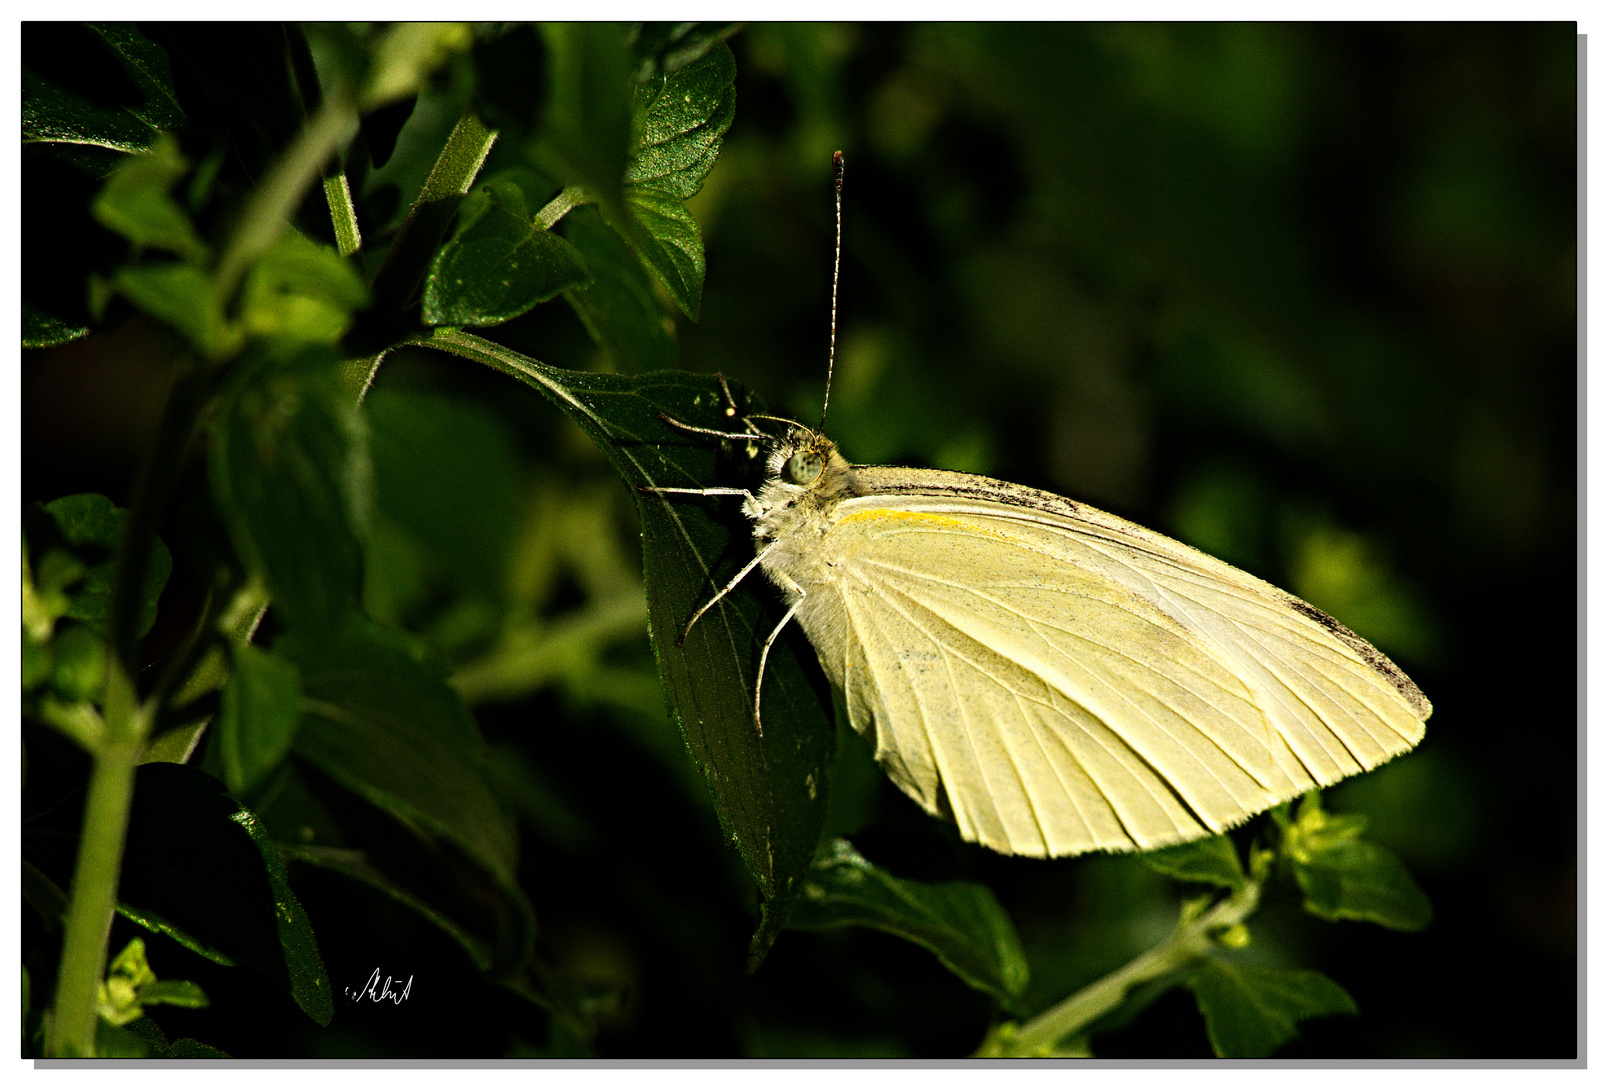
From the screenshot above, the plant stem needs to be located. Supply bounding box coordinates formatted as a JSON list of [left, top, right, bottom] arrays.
[[533, 186, 594, 229], [45, 664, 148, 1058], [994, 878, 1263, 1057], [323, 172, 363, 257], [214, 87, 360, 303]]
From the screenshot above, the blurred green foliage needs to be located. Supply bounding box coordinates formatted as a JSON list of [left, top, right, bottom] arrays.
[[22, 22, 1574, 1060]]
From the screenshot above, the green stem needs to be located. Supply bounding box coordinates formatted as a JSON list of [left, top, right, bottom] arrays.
[[46, 664, 149, 1058], [994, 878, 1263, 1057], [323, 172, 363, 257], [533, 186, 594, 230]]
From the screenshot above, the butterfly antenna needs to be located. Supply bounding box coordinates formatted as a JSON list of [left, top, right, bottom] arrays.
[[819, 150, 844, 434]]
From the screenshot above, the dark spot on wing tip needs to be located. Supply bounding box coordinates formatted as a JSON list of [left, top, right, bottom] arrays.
[[1285, 596, 1431, 718]]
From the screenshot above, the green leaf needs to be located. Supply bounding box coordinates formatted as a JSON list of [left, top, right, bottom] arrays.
[[423, 180, 592, 327], [1291, 840, 1433, 931], [91, 136, 209, 263], [610, 186, 705, 320], [1141, 834, 1247, 890], [540, 23, 634, 207], [218, 645, 302, 795], [20, 764, 332, 1025], [123, 1017, 229, 1058], [109, 263, 239, 359], [561, 205, 677, 370], [208, 350, 369, 644], [47, 625, 107, 703], [1187, 960, 1357, 1058], [627, 42, 736, 200], [36, 492, 172, 640], [278, 844, 495, 972], [629, 23, 742, 81], [228, 804, 335, 1026], [240, 230, 370, 345], [416, 328, 834, 967], [360, 22, 473, 111], [22, 23, 183, 156], [789, 838, 1029, 1008], [23, 299, 92, 349], [135, 980, 209, 1009], [363, 387, 524, 605], [282, 618, 521, 896], [1282, 796, 1432, 931]]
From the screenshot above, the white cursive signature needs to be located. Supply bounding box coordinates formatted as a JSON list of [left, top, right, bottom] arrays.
[[345, 967, 413, 1005]]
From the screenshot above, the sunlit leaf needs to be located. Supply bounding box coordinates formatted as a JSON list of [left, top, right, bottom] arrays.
[[423, 180, 591, 327], [790, 838, 1029, 1008], [627, 41, 736, 200], [22, 23, 183, 156], [612, 186, 705, 320]]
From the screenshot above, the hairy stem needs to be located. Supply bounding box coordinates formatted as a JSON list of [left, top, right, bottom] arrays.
[[993, 878, 1263, 1057]]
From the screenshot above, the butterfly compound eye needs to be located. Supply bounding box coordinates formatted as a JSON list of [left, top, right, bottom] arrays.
[[784, 450, 824, 485]]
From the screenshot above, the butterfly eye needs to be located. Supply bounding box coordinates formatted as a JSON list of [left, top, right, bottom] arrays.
[[784, 450, 824, 485]]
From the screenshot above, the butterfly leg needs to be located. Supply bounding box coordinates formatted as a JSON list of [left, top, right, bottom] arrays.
[[752, 587, 805, 739], [677, 545, 775, 645]]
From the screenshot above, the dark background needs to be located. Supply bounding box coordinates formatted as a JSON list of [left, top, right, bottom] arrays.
[[22, 23, 1577, 1058]]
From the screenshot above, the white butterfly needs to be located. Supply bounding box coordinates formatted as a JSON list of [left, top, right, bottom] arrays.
[[646, 154, 1429, 858]]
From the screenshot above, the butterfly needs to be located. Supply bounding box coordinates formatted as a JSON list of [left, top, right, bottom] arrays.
[[645, 153, 1429, 857]]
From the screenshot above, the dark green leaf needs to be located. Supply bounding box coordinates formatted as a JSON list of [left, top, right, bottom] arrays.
[[228, 804, 335, 1026], [282, 618, 521, 894], [109, 263, 237, 358], [1187, 960, 1357, 1058], [627, 42, 736, 200], [240, 230, 369, 345], [629, 23, 742, 81], [23, 300, 92, 349], [423, 180, 592, 327], [95, 1018, 151, 1058], [22, 23, 183, 156], [219, 645, 302, 795], [278, 844, 495, 972], [91, 137, 208, 262], [38, 492, 171, 640], [790, 838, 1029, 1008], [610, 186, 705, 320], [562, 204, 677, 370], [364, 387, 524, 606], [539, 23, 633, 207], [123, 1017, 229, 1058], [1291, 839, 1433, 932], [20, 764, 331, 1024], [416, 328, 834, 966], [209, 350, 368, 644], [1141, 834, 1247, 890]]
